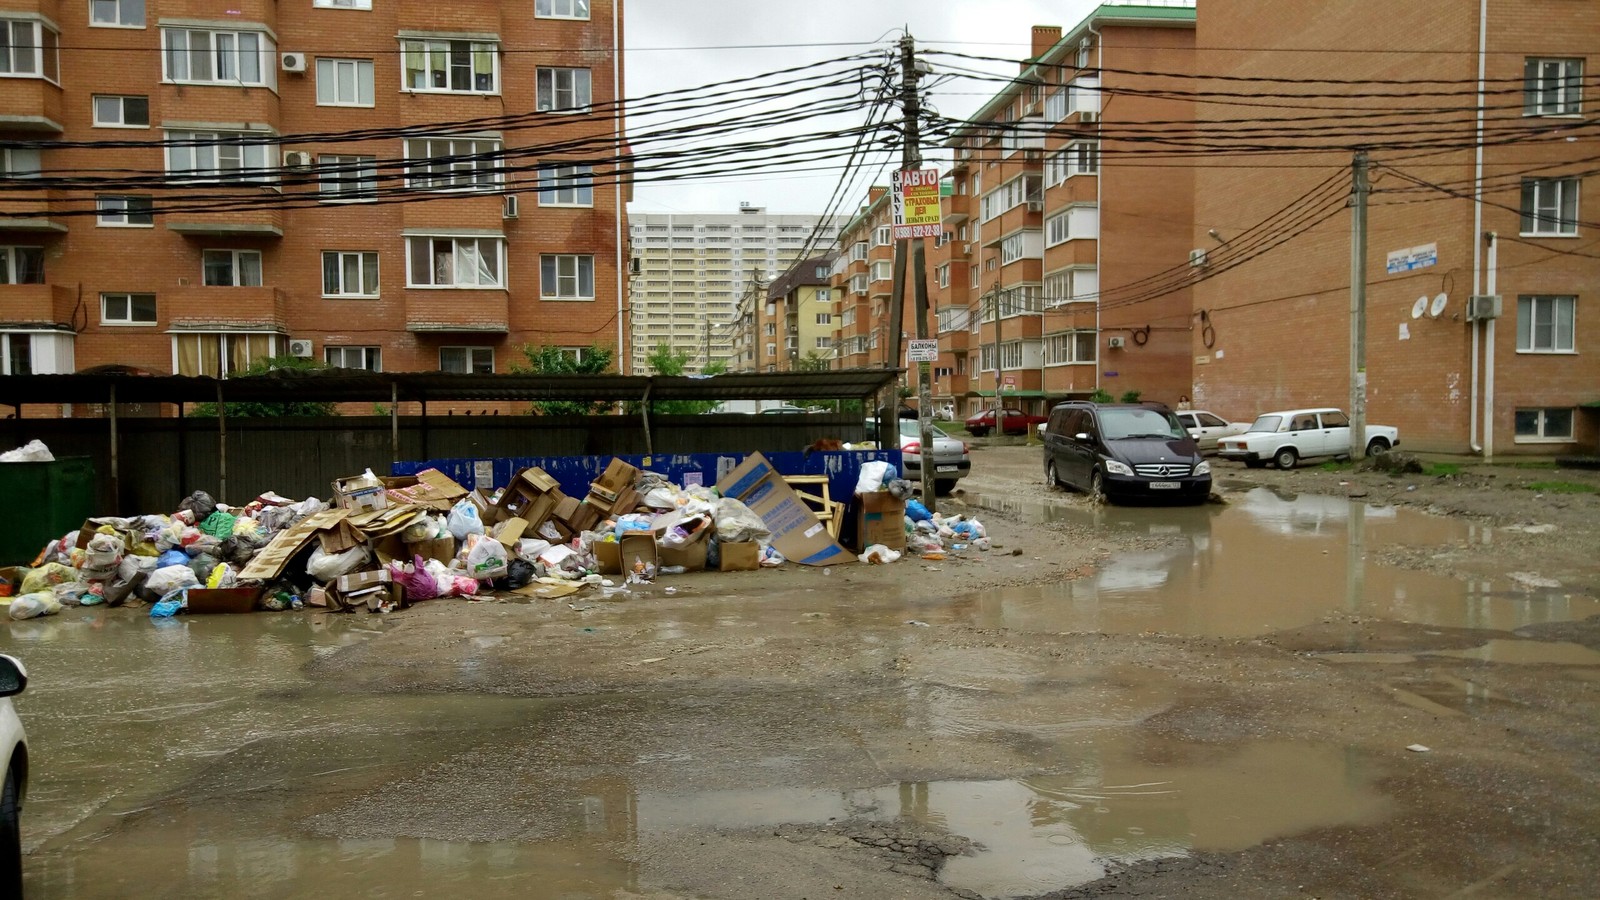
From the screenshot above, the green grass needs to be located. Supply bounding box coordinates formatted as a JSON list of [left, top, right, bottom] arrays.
[[1526, 480, 1597, 494], [1425, 463, 1463, 477], [1501, 461, 1559, 470], [1318, 460, 1354, 472]]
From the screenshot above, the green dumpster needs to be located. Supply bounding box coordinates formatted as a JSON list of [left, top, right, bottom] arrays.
[[0, 457, 96, 566]]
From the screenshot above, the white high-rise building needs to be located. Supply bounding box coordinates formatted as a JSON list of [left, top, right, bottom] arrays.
[[627, 204, 843, 375]]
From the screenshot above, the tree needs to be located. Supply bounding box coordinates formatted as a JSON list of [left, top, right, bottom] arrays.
[[1119, 390, 1143, 403], [188, 356, 338, 418], [789, 351, 860, 413], [643, 343, 725, 415], [512, 343, 615, 415]]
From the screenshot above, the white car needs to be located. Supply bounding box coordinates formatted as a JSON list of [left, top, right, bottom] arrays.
[[1177, 410, 1249, 453], [1217, 408, 1399, 469], [0, 655, 28, 894]]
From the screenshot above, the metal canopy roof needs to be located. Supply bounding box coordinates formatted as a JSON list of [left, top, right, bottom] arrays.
[[0, 369, 903, 407]]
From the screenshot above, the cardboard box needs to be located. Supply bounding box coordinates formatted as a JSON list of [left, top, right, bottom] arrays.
[[618, 532, 657, 575], [379, 469, 468, 511], [76, 518, 128, 555], [405, 536, 456, 565], [719, 541, 761, 572], [491, 517, 529, 548], [332, 474, 389, 511], [716, 453, 857, 567], [187, 587, 262, 614], [330, 569, 399, 612], [583, 485, 640, 518], [659, 537, 708, 572], [496, 468, 563, 528], [563, 499, 603, 534], [588, 458, 639, 504], [854, 492, 907, 553], [594, 540, 623, 575]]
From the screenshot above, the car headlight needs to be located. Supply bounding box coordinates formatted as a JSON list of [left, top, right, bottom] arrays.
[[1104, 460, 1134, 476], [1194, 460, 1211, 476]]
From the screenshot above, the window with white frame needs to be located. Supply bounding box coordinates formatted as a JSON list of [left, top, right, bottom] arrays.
[[1000, 233, 1034, 265], [0, 246, 43, 284], [842, 307, 856, 327], [536, 0, 590, 18], [814, 312, 831, 325], [1, 334, 33, 375], [314, 0, 372, 8], [997, 286, 1042, 317], [1046, 206, 1099, 247], [1517, 295, 1575, 352], [850, 273, 868, 294], [537, 67, 592, 112], [404, 136, 502, 191], [1044, 331, 1097, 365], [1047, 142, 1097, 185], [1521, 178, 1579, 236], [407, 236, 505, 288], [814, 336, 832, 349], [849, 241, 868, 262], [970, 267, 979, 289], [440, 346, 494, 374], [817, 288, 831, 302], [979, 175, 1042, 222], [318, 154, 378, 199], [1044, 87, 1067, 122], [1067, 78, 1100, 116], [401, 39, 497, 94], [538, 164, 593, 206], [0, 146, 39, 179], [172, 333, 277, 377], [162, 28, 274, 86], [0, 18, 59, 81], [873, 225, 892, 247], [1000, 341, 1025, 369], [91, 0, 144, 27], [101, 293, 156, 325], [96, 195, 153, 226], [92, 95, 149, 127], [540, 254, 595, 299], [325, 345, 381, 371], [937, 264, 950, 288], [316, 58, 375, 106], [871, 260, 893, 282], [167, 131, 275, 184], [1044, 268, 1097, 306], [1515, 407, 1575, 442], [202, 249, 262, 287], [322, 251, 379, 297], [1525, 58, 1582, 116], [937, 306, 970, 333]]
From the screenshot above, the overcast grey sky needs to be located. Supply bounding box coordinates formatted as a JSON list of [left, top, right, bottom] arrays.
[[624, 0, 1103, 216]]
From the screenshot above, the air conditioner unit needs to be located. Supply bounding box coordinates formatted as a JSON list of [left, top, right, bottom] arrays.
[[1107, 336, 1126, 349], [1026, 200, 1043, 213], [282, 150, 312, 169], [280, 52, 308, 73], [1467, 294, 1503, 321], [1080, 110, 1097, 124], [1189, 248, 1208, 268], [288, 339, 314, 358], [503, 195, 519, 219]]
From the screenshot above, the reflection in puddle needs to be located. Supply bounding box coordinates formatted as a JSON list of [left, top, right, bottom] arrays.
[[1431, 640, 1600, 666]]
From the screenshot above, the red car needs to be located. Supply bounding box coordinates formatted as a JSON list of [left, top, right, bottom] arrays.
[[965, 407, 1047, 437]]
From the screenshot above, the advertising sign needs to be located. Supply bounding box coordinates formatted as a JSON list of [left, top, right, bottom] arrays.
[[892, 168, 944, 240]]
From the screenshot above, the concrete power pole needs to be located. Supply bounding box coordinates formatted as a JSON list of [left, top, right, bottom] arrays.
[[896, 33, 937, 507], [1349, 150, 1370, 461]]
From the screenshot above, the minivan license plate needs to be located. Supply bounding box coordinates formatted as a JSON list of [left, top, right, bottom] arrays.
[[1150, 481, 1180, 490], [935, 465, 958, 473]]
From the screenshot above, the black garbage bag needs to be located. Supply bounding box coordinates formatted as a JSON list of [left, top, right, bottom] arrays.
[[218, 533, 266, 566], [493, 558, 536, 592], [189, 552, 222, 582], [179, 490, 218, 522]]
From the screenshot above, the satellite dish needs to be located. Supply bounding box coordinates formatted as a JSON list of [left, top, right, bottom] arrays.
[[1411, 296, 1428, 320], [1429, 293, 1449, 318]]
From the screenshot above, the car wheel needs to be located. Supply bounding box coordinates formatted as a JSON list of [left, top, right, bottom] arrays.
[[0, 766, 20, 898], [934, 480, 956, 497], [1089, 469, 1106, 503], [969, 428, 986, 437], [1366, 438, 1390, 456], [1045, 459, 1063, 489], [1274, 447, 1298, 470]]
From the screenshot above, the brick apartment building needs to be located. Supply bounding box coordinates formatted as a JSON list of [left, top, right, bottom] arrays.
[[0, 0, 627, 394], [830, 186, 936, 373], [870, 5, 1199, 420], [1191, 1, 1597, 453], [759, 254, 836, 373]]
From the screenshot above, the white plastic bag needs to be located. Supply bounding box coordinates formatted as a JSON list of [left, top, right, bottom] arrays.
[[447, 499, 485, 541], [516, 538, 553, 564], [466, 537, 509, 580], [714, 497, 771, 545], [861, 544, 902, 565], [0, 440, 53, 463], [8, 591, 60, 620], [855, 461, 893, 495], [146, 564, 200, 596], [307, 545, 370, 583], [643, 486, 681, 510], [85, 533, 124, 569]]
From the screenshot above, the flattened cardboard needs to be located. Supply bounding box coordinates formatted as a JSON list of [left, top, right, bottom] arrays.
[[380, 469, 468, 511], [854, 492, 907, 553], [187, 587, 261, 614], [588, 459, 639, 504], [317, 518, 366, 555], [240, 509, 352, 581], [348, 505, 424, 538], [335, 569, 391, 593], [405, 536, 456, 565], [716, 453, 856, 567], [491, 517, 529, 548], [719, 541, 760, 572]]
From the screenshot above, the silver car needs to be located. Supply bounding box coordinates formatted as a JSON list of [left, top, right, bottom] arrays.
[[864, 418, 972, 496]]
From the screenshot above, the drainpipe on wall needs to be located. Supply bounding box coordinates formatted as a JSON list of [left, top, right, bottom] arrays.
[[1089, 18, 1103, 397], [1469, 0, 1488, 452], [1484, 231, 1498, 459]]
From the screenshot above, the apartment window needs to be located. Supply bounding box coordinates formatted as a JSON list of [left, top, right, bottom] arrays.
[[849, 242, 868, 262], [970, 268, 979, 289], [323, 251, 379, 297], [817, 288, 831, 302], [979, 175, 1041, 222], [873, 225, 892, 247], [202, 250, 262, 287], [1525, 58, 1582, 116], [1521, 178, 1579, 236], [167, 131, 275, 184], [318, 154, 378, 200], [316, 58, 375, 106], [815, 336, 832, 349], [1077, 38, 1093, 68], [764, 323, 776, 336], [1046, 206, 1099, 247], [1517, 295, 1575, 353], [814, 312, 831, 325], [162, 28, 274, 87], [92, 95, 149, 128], [1067, 78, 1100, 117], [0, 334, 32, 375], [0, 19, 59, 81], [325, 345, 381, 371], [871, 260, 893, 282], [1047, 142, 1097, 185], [1045, 331, 1097, 365], [91, 0, 143, 27], [401, 39, 497, 94], [540, 254, 595, 300], [536, 0, 590, 18], [937, 306, 970, 334], [538, 164, 594, 206], [1001, 233, 1035, 265], [850, 273, 868, 294], [0, 247, 43, 284], [537, 67, 592, 112], [1045, 268, 1098, 305], [1044, 88, 1067, 122], [441, 347, 493, 374], [101, 293, 157, 325], [314, 0, 372, 7], [96, 195, 153, 227], [174, 332, 277, 377], [1514, 407, 1575, 442], [407, 237, 505, 288], [842, 308, 856, 327], [405, 137, 502, 191], [0, 147, 39, 180], [766, 342, 777, 357]]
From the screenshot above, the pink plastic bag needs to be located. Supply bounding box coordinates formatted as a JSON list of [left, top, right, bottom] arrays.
[[388, 555, 441, 601]]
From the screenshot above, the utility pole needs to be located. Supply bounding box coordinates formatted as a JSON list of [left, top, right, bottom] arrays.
[[1349, 150, 1370, 461], [991, 288, 1003, 437], [895, 32, 938, 508]]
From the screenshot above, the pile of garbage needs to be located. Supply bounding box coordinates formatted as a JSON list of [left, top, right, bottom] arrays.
[[0, 451, 986, 622]]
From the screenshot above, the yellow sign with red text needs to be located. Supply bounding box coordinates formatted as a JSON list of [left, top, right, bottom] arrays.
[[891, 168, 943, 240]]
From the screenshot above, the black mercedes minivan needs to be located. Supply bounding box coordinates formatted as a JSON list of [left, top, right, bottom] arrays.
[[1042, 401, 1211, 504]]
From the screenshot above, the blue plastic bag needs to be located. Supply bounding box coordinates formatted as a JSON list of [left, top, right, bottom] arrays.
[[157, 549, 189, 569], [150, 587, 188, 618], [905, 499, 933, 523]]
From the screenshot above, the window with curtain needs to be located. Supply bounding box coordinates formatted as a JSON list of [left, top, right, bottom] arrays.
[[407, 237, 504, 288], [400, 39, 497, 93]]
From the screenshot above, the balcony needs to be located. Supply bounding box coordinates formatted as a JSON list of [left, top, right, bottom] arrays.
[[0, 187, 67, 234], [166, 286, 289, 330], [0, 77, 64, 133], [0, 283, 74, 326], [1045, 238, 1097, 268], [167, 205, 285, 239], [405, 291, 509, 333]]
